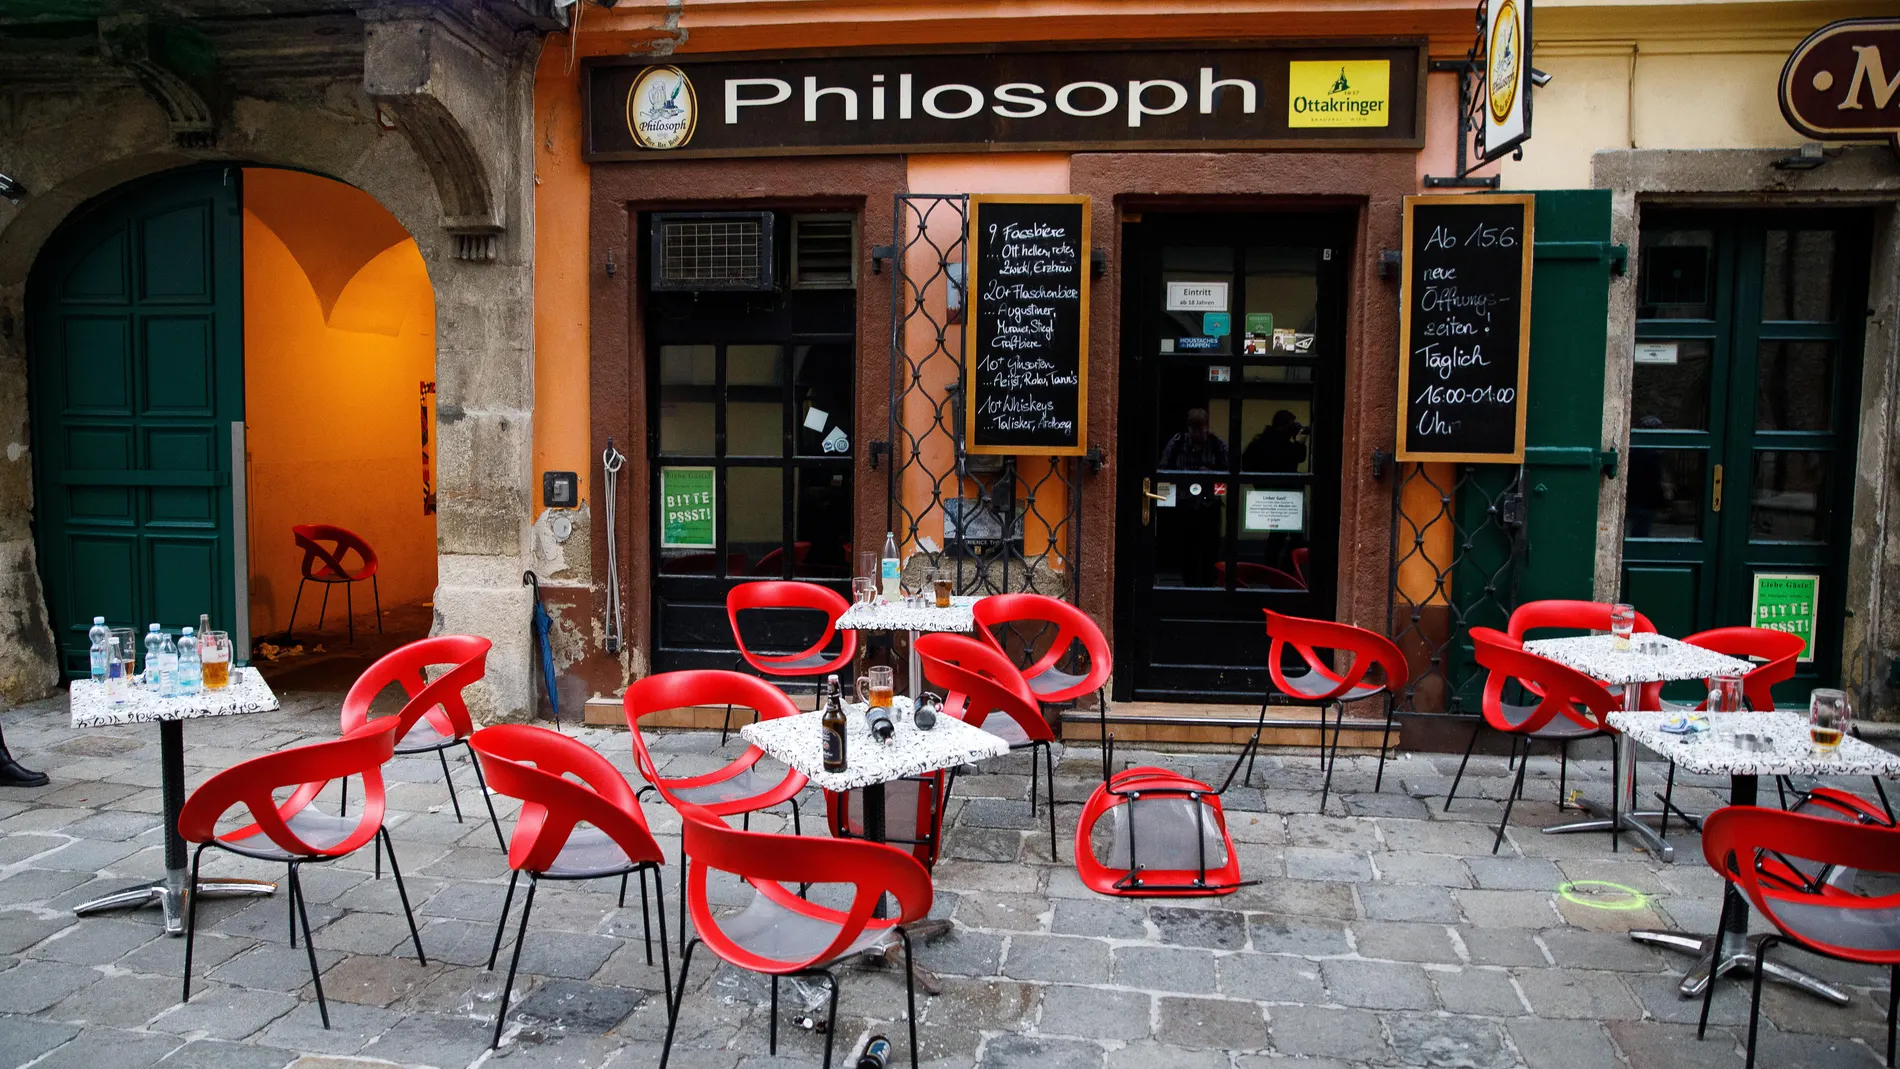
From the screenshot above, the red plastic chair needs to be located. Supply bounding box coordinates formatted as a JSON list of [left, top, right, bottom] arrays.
[[338, 635, 502, 851], [724, 580, 859, 742], [916, 632, 1060, 860], [470, 724, 671, 1049], [1073, 764, 1248, 897], [1214, 560, 1307, 590], [624, 670, 809, 949], [659, 802, 930, 1069], [970, 593, 1112, 708], [289, 524, 382, 643], [1697, 807, 1900, 1068], [177, 718, 424, 1029], [1447, 627, 1623, 853], [1260, 611, 1409, 807], [1507, 599, 1662, 709]]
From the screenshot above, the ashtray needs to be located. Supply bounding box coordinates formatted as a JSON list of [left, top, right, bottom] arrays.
[[1727, 732, 1774, 752]]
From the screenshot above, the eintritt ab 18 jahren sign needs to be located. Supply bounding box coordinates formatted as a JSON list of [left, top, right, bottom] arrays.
[[584, 44, 1425, 160], [1781, 18, 1900, 151]]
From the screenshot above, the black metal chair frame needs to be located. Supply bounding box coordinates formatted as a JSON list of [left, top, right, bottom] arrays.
[[287, 571, 383, 645], [340, 734, 506, 853], [1443, 680, 1622, 855]]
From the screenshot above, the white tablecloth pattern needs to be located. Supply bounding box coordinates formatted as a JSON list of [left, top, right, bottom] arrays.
[[1607, 709, 1900, 779], [1525, 634, 1754, 686], [835, 596, 980, 634], [740, 697, 1010, 793], [71, 668, 280, 729]]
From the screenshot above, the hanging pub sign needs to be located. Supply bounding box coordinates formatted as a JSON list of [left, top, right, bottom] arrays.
[[1781, 18, 1900, 151], [1394, 193, 1534, 463], [1482, 0, 1532, 160], [584, 43, 1425, 160], [963, 195, 1091, 457]]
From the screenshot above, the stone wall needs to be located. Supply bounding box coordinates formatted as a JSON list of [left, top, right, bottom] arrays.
[[0, 5, 545, 719]]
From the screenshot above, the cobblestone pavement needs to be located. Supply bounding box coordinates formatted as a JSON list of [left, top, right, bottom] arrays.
[[1, 690, 1894, 1069]]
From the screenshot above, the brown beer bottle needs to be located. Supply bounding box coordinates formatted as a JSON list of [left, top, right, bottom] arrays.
[[821, 673, 848, 772]]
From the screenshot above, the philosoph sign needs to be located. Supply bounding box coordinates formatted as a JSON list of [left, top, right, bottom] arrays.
[[659, 466, 716, 549], [1482, 0, 1532, 160], [963, 195, 1091, 457], [1395, 194, 1534, 463], [1752, 573, 1819, 663], [583, 45, 1424, 160], [1781, 19, 1900, 150]]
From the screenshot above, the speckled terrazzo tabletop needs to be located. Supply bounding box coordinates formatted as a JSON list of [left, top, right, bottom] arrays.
[[1525, 634, 1754, 686], [1608, 709, 1900, 778], [740, 696, 1011, 792], [70, 668, 280, 729], [836, 596, 981, 634]]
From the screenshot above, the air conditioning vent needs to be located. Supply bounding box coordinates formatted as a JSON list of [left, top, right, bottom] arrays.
[[791, 215, 856, 289], [650, 211, 775, 291]]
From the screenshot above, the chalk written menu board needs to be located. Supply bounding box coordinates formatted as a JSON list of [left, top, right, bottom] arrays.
[[1395, 193, 1534, 463], [964, 195, 1091, 456]]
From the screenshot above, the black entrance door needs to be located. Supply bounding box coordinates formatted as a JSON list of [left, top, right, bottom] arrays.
[[1621, 210, 1869, 703], [1114, 212, 1349, 702]]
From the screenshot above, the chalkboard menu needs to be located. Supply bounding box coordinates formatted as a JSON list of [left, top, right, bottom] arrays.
[[1395, 193, 1535, 463], [964, 195, 1091, 456]]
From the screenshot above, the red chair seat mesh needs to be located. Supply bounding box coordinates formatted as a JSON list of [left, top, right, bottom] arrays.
[[1073, 769, 1244, 897]]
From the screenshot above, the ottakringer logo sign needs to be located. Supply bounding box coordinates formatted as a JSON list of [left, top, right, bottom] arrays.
[[1781, 18, 1900, 151], [627, 65, 697, 150]]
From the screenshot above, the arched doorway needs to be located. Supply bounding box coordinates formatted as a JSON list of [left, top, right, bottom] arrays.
[[28, 165, 437, 678]]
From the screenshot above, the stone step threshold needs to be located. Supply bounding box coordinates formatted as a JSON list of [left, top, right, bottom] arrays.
[[581, 697, 1397, 753]]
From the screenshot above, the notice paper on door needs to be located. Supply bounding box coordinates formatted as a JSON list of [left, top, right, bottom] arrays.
[[1154, 481, 1178, 508], [1242, 488, 1303, 532], [803, 406, 830, 432]]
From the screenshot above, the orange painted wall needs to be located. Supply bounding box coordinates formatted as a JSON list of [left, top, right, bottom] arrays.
[[534, 37, 594, 518], [242, 168, 437, 637]]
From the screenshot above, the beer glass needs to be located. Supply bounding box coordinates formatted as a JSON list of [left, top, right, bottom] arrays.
[[857, 550, 880, 585], [109, 628, 138, 687], [852, 577, 877, 605], [201, 631, 232, 690], [1609, 603, 1635, 651], [857, 665, 894, 710], [1706, 673, 1744, 714], [1809, 687, 1850, 755], [931, 568, 953, 609]]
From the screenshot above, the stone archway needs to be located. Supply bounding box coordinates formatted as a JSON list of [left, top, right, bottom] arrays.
[[0, 8, 542, 719]]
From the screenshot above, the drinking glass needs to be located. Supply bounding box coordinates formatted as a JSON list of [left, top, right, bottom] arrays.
[[931, 568, 954, 609], [1706, 673, 1744, 714], [109, 628, 138, 687], [1609, 603, 1635, 651], [857, 665, 894, 710], [857, 550, 880, 585], [852, 577, 877, 605], [1809, 688, 1851, 755], [201, 630, 232, 690]]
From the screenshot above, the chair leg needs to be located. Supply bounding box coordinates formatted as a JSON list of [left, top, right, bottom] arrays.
[[1493, 745, 1530, 854], [1744, 935, 1776, 1069], [790, 796, 803, 837], [1373, 695, 1395, 795], [339, 776, 349, 820], [371, 574, 383, 634], [373, 826, 381, 881], [380, 828, 427, 966], [721, 658, 744, 745], [1445, 721, 1483, 811], [465, 739, 507, 851], [290, 864, 330, 1029], [345, 581, 355, 645], [1885, 961, 1896, 1068], [318, 584, 330, 631], [287, 579, 307, 641], [652, 864, 673, 1017], [1660, 762, 1677, 837], [182, 844, 207, 1003], [1697, 889, 1734, 1039], [1320, 701, 1344, 811], [678, 850, 687, 955], [1044, 742, 1058, 863], [491, 876, 538, 1050], [817, 968, 841, 1069], [619, 872, 629, 909], [1029, 741, 1040, 817], [1557, 742, 1570, 811], [488, 869, 520, 971], [638, 867, 653, 966], [900, 928, 920, 1068], [287, 858, 299, 947], [437, 747, 465, 823], [770, 976, 779, 1055], [1610, 737, 1622, 854], [658, 940, 699, 1069]]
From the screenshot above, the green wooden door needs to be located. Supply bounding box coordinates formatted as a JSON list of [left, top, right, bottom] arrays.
[[29, 166, 244, 676], [1622, 210, 1869, 703], [1446, 189, 1620, 708]]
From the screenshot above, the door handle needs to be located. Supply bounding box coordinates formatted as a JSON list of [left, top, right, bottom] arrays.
[[1711, 463, 1724, 514], [1142, 477, 1167, 526]]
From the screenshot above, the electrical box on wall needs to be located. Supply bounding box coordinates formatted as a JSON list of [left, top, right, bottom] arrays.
[[543, 471, 578, 509]]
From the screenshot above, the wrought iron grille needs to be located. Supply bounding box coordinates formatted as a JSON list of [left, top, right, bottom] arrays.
[[651, 211, 773, 290], [1387, 461, 1527, 714], [885, 193, 1085, 605]]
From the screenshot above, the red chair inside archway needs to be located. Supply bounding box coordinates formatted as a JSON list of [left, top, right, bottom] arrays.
[[288, 523, 382, 643]]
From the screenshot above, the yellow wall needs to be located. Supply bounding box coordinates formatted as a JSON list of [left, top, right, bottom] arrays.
[[242, 168, 437, 637], [534, 37, 594, 518]]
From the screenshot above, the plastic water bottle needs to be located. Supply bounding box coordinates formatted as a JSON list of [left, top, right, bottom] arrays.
[[88, 617, 110, 684], [880, 531, 901, 601], [104, 637, 128, 703], [176, 627, 202, 695], [156, 631, 179, 697], [143, 625, 164, 688]]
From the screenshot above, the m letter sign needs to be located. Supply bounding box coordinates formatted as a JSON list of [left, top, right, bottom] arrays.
[[1781, 18, 1900, 151]]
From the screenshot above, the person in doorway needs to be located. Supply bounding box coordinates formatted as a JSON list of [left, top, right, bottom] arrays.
[[1160, 408, 1228, 587], [1242, 409, 1309, 473], [0, 723, 48, 788]]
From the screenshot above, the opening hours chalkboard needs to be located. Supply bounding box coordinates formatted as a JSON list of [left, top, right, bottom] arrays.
[[963, 194, 1091, 456], [1395, 193, 1534, 463]]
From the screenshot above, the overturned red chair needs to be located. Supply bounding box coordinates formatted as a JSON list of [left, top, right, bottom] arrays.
[[1072, 760, 1250, 897]]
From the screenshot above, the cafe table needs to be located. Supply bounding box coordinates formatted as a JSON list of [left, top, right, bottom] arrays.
[[68, 669, 281, 935], [836, 595, 983, 700], [1608, 708, 1900, 1003], [1523, 633, 1754, 862]]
